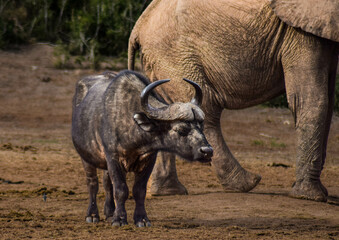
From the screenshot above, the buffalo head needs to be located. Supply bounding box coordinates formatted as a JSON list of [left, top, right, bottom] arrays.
[[133, 78, 213, 162]]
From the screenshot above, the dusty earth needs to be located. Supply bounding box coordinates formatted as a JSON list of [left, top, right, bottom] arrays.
[[0, 45, 338, 239]]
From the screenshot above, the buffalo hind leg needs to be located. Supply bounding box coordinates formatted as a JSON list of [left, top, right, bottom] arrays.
[[82, 159, 100, 223], [133, 153, 157, 227], [146, 71, 187, 196], [149, 152, 188, 195], [103, 170, 115, 222]]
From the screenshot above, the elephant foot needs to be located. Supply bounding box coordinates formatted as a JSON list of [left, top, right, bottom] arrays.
[[289, 179, 327, 202], [320, 182, 328, 197], [149, 177, 188, 196], [220, 168, 261, 192]]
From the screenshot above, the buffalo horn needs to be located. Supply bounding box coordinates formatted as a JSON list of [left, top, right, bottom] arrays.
[[183, 78, 203, 106], [140, 79, 170, 118]]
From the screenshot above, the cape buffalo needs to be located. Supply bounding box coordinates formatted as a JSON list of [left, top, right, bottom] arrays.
[[72, 70, 213, 227]]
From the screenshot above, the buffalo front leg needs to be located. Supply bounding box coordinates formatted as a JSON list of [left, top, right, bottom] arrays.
[[283, 43, 337, 202], [107, 158, 129, 226], [149, 152, 188, 195], [133, 153, 157, 227], [82, 159, 100, 223], [103, 170, 115, 222], [204, 108, 261, 192]]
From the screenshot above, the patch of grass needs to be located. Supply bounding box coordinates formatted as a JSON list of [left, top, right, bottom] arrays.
[[293, 213, 316, 220], [270, 140, 287, 148], [267, 162, 291, 168], [266, 118, 273, 123], [0, 143, 38, 153], [1, 187, 76, 198], [262, 93, 288, 109], [5, 210, 34, 221], [252, 140, 264, 146]]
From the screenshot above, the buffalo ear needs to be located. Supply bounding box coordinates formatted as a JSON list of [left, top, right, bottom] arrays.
[[133, 113, 157, 132]]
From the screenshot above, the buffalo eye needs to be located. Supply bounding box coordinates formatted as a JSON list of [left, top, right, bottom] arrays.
[[178, 127, 190, 137], [173, 123, 191, 137]]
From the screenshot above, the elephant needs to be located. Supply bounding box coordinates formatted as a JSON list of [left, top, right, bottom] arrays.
[[128, 0, 339, 202]]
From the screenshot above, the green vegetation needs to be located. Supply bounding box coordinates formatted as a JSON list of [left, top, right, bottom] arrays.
[[263, 75, 339, 113], [0, 0, 150, 67], [251, 139, 287, 148], [270, 139, 286, 148], [252, 139, 264, 146], [262, 94, 288, 109], [1, 1, 338, 109]]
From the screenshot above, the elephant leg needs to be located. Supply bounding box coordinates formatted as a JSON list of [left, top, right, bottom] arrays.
[[319, 54, 338, 197], [204, 107, 261, 192], [284, 48, 336, 202], [103, 170, 115, 222], [147, 71, 260, 193], [149, 152, 188, 195], [82, 159, 100, 223]]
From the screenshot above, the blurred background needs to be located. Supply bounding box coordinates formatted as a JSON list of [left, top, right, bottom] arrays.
[[1, 0, 338, 110], [0, 0, 151, 69]]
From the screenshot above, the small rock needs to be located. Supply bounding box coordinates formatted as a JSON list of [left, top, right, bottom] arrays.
[[283, 120, 290, 125], [41, 77, 51, 83]]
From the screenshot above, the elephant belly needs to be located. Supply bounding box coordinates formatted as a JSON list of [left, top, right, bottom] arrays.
[[138, 0, 287, 109], [188, 0, 287, 108], [201, 56, 286, 109]]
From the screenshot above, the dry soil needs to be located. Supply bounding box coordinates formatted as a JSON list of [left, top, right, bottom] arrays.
[[0, 45, 338, 239]]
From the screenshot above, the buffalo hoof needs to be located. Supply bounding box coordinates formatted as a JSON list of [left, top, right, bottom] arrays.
[[112, 218, 128, 227], [104, 202, 115, 220], [135, 220, 151, 227], [221, 168, 261, 193], [149, 177, 188, 196], [86, 216, 99, 223], [289, 179, 327, 202], [106, 216, 113, 223]]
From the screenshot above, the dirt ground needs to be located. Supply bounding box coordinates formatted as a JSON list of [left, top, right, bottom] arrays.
[[0, 45, 338, 240]]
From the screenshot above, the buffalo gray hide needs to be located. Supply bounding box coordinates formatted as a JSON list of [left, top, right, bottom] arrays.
[[71, 70, 213, 227]]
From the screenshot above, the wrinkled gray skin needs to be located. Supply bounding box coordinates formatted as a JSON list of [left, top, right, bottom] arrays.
[[128, 0, 339, 202], [72, 70, 213, 227]]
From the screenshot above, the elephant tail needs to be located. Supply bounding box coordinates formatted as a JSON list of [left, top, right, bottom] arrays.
[[128, 30, 140, 70]]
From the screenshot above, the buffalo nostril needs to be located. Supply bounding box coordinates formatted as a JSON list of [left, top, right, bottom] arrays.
[[200, 146, 213, 157]]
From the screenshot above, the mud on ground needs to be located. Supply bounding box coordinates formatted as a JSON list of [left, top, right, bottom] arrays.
[[0, 45, 338, 239]]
